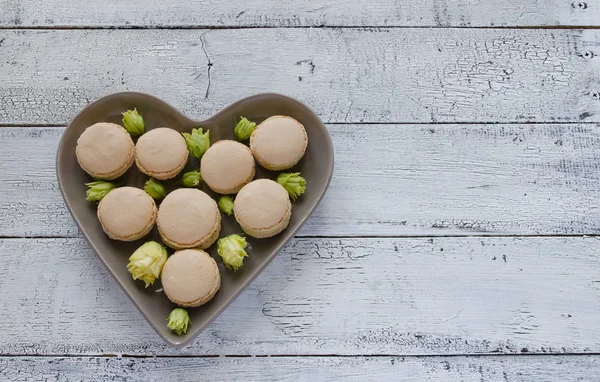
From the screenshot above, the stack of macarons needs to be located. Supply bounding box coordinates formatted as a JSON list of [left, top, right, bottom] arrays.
[[75, 108, 309, 330]]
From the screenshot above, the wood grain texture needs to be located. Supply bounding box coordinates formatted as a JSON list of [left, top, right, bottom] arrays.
[[0, 29, 598, 125], [2, 355, 600, 381], [3, 124, 600, 237], [1, 237, 599, 356], [1, 0, 599, 27]]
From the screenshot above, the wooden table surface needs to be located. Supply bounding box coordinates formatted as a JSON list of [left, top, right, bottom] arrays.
[[1, 1, 600, 380]]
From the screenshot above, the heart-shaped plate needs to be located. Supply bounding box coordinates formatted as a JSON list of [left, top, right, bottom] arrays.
[[56, 92, 334, 347]]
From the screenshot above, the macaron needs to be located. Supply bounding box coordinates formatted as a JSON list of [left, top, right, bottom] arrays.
[[76, 122, 135, 180], [250, 116, 308, 171], [157, 188, 221, 250], [97, 186, 157, 241], [200, 140, 255, 194], [234, 179, 292, 238], [135, 127, 188, 180], [161, 249, 221, 307]]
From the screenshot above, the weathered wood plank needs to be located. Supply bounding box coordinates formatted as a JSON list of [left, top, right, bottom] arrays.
[[1, 0, 598, 27], [2, 355, 600, 381], [0, 29, 598, 125], [3, 124, 600, 237], [0, 237, 599, 355]]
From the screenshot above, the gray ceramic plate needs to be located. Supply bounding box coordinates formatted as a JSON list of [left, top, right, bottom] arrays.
[[56, 92, 334, 347]]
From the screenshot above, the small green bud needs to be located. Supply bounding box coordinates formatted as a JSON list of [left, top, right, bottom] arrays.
[[127, 241, 168, 288], [182, 128, 210, 158], [218, 195, 234, 215], [85, 180, 121, 202], [121, 108, 145, 136], [179, 170, 202, 187], [234, 117, 256, 141], [217, 234, 248, 271], [167, 308, 191, 336], [144, 178, 166, 200], [277, 172, 306, 201]]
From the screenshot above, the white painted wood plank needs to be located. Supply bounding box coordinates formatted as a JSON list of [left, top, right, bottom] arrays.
[[1, 0, 599, 27], [0, 29, 598, 125], [3, 124, 600, 237], [2, 355, 600, 381], [0, 237, 599, 355]]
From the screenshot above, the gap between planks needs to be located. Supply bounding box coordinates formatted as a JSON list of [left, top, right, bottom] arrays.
[[1, 25, 600, 30], [3, 234, 600, 240], [1, 353, 600, 358], [1, 122, 599, 128]]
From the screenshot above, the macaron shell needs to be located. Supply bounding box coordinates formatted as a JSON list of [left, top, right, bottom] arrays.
[[157, 188, 221, 249], [161, 249, 221, 307], [97, 187, 157, 241], [200, 140, 256, 194], [159, 213, 221, 250], [135, 127, 189, 180], [76, 122, 135, 180], [239, 204, 291, 238], [250, 116, 308, 171], [234, 179, 291, 237]]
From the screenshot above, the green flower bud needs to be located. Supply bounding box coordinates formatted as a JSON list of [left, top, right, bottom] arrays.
[[182, 128, 210, 158], [127, 241, 168, 288], [167, 308, 191, 336], [218, 195, 234, 215], [144, 178, 166, 200], [179, 170, 202, 187], [121, 108, 145, 136], [85, 180, 121, 202], [217, 234, 248, 271], [277, 172, 306, 201], [234, 117, 256, 141]]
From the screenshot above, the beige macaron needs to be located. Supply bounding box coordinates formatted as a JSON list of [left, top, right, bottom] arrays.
[[234, 179, 292, 238], [200, 140, 256, 194], [97, 186, 157, 241], [161, 249, 221, 307], [76, 122, 135, 180], [157, 188, 221, 250], [250, 116, 308, 171], [135, 127, 189, 180]]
